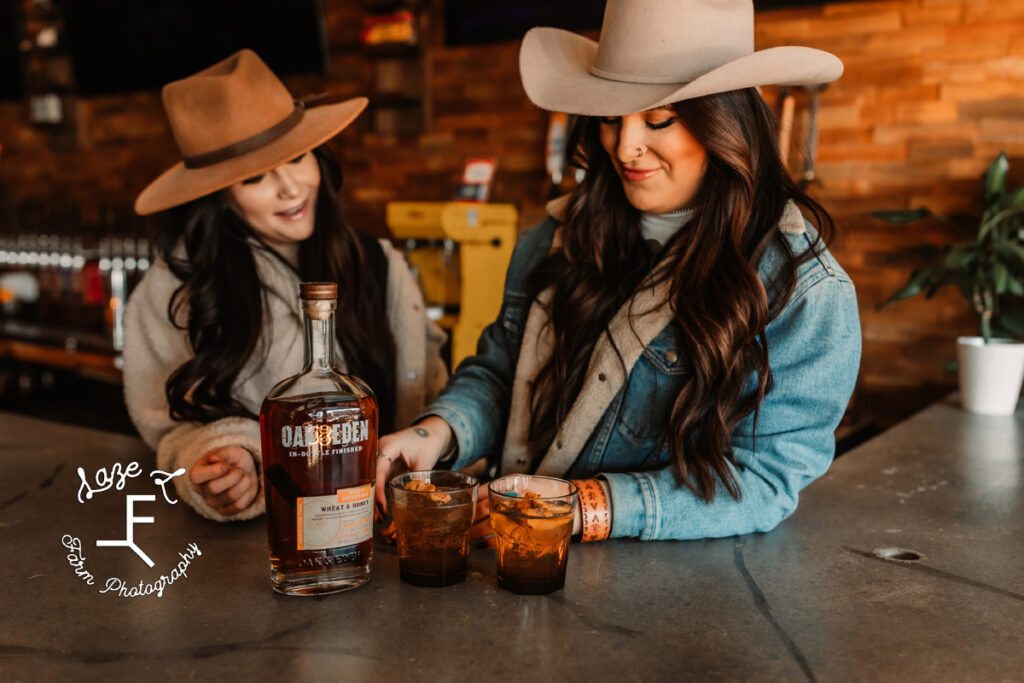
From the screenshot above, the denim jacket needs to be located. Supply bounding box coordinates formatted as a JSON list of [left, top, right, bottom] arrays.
[[424, 204, 861, 540]]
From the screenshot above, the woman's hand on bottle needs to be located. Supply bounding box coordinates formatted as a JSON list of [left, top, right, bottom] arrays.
[[190, 446, 259, 516], [375, 416, 454, 511]]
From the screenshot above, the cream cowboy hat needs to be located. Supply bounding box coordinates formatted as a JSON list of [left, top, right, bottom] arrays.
[[519, 0, 842, 116], [135, 49, 367, 215]]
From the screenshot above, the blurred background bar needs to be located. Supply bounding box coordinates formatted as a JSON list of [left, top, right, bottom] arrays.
[[1, 0, 1022, 440]]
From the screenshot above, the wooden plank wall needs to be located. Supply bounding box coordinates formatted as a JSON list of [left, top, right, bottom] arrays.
[[1, 0, 1023, 427], [756, 0, 1024, 423]]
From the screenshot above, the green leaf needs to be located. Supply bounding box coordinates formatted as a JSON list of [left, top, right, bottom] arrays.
[[940, 246, 973, 270], [984, 152, 1009, 206], [994, 262, 1010, 294], [999, 309, 1024, 336], [933, 271, 976, 305], [942, 359, 959, 373], [1007, 185, 1024, 209], [884, 265, 941, 304], [978, 217, 994, 243], [981, 203, 1024, 243], [994, 240, 1024, 271], [870, 208, 932, 223], [1008, 276, 1024, 297]]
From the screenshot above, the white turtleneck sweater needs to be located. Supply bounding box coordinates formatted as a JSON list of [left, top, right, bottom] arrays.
[[640, 207, 695, 246]]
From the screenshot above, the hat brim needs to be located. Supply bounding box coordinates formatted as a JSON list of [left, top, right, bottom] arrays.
[[519, 28, 842, 117], [135, 97, 368, 215]]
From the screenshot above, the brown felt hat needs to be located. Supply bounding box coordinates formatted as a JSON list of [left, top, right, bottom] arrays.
[[519, 0, 843, 116], [135, 49, 367, 215]]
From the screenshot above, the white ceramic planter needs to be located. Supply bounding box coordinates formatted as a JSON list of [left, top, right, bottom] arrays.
[[956, 337, 1024, 415]]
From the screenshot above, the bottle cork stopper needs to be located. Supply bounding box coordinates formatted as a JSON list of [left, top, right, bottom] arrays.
[[300, 282, 337, 300]]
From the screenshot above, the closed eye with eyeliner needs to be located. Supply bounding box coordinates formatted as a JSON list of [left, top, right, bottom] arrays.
[[225, 151, 320, 258], [597, 107, 708, 214]]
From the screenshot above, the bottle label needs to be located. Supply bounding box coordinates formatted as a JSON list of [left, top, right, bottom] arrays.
[[280, 420, 370, 456], [296, 484, 374, 551]]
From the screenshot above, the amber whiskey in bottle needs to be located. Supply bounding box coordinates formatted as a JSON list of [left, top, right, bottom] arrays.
[[259, 282, 378, 595]]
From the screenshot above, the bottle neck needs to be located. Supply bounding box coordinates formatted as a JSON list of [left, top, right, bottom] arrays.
[[301, 299, 336, 374]]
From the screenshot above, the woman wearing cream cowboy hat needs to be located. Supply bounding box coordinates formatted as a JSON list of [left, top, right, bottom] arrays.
[[378, 0, 860, 542], [125, 49, 447, 522]]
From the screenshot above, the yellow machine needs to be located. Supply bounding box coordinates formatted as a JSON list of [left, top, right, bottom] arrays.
[[386, 202, 517, 370]]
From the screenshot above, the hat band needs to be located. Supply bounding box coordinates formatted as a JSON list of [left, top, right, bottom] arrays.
[[182, 105, 304, 170], [180, 93, 352, 170], [589, 64, 692, 86]]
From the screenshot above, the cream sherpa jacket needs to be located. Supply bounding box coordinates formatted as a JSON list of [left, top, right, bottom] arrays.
[[123, 239, 448, 522]]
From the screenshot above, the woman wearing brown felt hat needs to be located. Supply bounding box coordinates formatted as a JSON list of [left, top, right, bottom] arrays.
[[125, 50, 448, 522], [378, 0, 861, 544]]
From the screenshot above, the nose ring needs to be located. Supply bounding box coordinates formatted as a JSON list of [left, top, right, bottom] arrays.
[[635, 145, 646, 157]]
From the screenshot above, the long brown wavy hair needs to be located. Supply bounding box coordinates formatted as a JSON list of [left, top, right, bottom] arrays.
[[155, 145, 398, 431], [526, 88, 833, 502]]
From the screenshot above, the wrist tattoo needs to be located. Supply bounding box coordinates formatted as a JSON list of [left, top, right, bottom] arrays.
[[414, 427, 430, 438]]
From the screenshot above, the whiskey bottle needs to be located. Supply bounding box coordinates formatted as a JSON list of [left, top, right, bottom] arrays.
[[259, 282, 378, 595]]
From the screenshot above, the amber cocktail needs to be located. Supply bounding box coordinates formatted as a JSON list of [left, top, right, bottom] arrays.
[[390, 471, 478, 587], [488, 475, 578, 595]]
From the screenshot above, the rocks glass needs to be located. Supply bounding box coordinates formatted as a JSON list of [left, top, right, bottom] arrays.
[[488, 475, 578, 595], [390, 471, 478, 587]]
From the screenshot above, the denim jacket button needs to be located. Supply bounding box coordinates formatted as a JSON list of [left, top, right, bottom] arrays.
[[598, 372, 607, 382], [556, 440, 563, 449], [664, 349, 679, 364]]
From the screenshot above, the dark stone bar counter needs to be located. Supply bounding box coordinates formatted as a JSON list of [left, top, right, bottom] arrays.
[[1, 396, 1022, 681]]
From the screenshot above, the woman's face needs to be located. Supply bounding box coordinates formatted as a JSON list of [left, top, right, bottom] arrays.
[[598, 106, 708, 214], [224, 151, 320, 249]]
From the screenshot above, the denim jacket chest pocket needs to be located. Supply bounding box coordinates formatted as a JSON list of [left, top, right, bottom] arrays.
[[613, 325, 690, 448]]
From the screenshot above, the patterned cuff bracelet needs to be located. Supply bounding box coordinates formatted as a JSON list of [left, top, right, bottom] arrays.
[[571, 479, 611, 543]]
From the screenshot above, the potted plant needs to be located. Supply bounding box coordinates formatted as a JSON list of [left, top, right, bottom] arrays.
[[876, 152, 1024, 415]]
